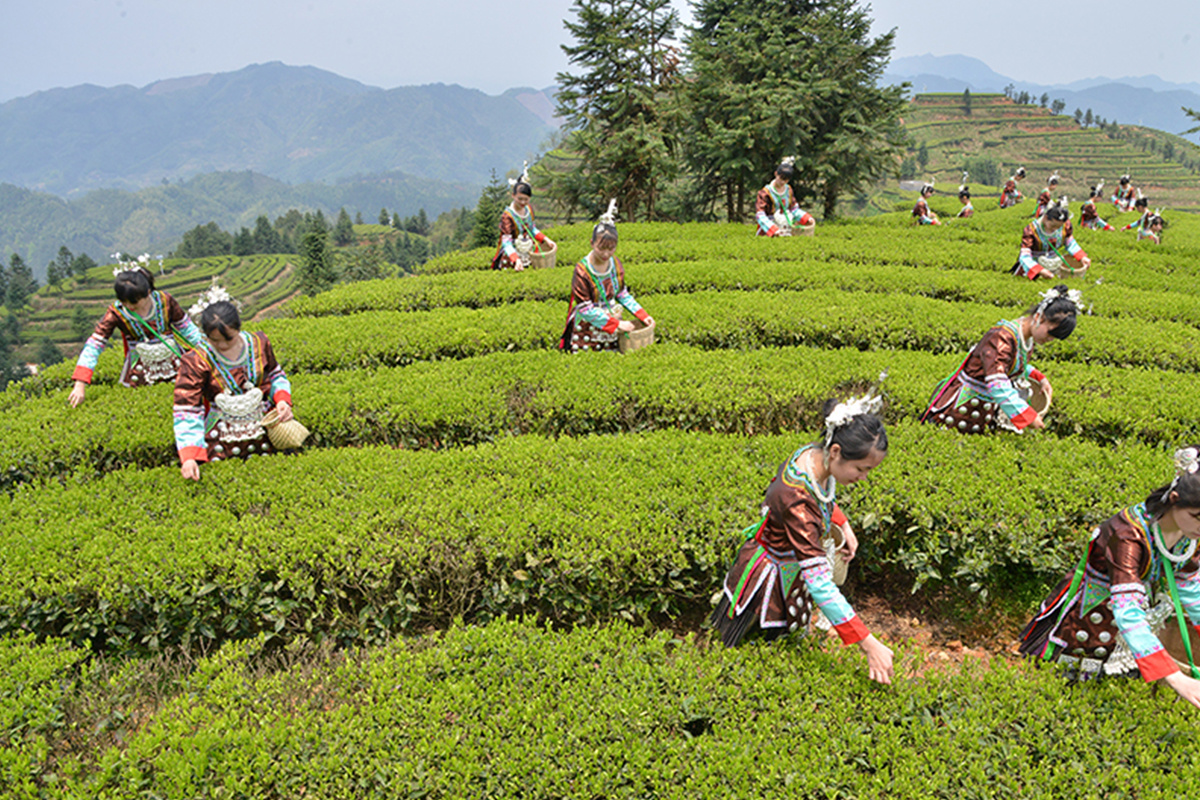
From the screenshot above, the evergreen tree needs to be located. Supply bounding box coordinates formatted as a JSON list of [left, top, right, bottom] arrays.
[[416, 208, 430, 236], [0, 258, 8, 302], [46, 261, 64, 293], [471, 170, 511, 250], [1039, 93, 1049, 108], [1074, 108, 1083, 125], [917, 141, 929, 172], [686, 0, 906, 220], [176, 222, 233, 258], [339, 244, 388, 283], [298, 221, 338, 296], [71, 253, 97, 281], [1051, 98, 1066, 115], [379, 208, 390, 225], [56, 246, 73, 276], [1084, 108, 1094, 127], [6, 254, 38, 311], [962, 88, 971, 115], [333, 208, 355, 246], [71, 306, 92, 340], [35, 337, 63, 367], [252, 215, 282, 254], [354, 210, 364, 225], [392, 212, 402, 230], [553, 0, 682, 220], [232, 227, 254, 256]]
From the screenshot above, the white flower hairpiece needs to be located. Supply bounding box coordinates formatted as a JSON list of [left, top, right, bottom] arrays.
[[780, 155, 796, 167], [188, 276, 239, 321], [1168, 447, 1200, 493], [959, 171, 969, 191], [823, 371, 887, 449], [1048, 171, 1060, 184], [507, 160, 531, 189], [1035, 286, 1083, 316], [598, 198, 618, 227]]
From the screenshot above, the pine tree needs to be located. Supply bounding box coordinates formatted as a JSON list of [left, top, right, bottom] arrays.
[[252, 215, 282, 254], [298, 222, 338, 296], [232, 227, 254, 256], [553, 0, 682, 220], [71, 253, 97, 281], [379, 208, 390, 225], [686, 0, 906, 220], [35, 337, 63, 367], [6, 254, 38, 311], [471, 171, 512, 251], [416, 208, 430, 236], [333, 208, 355, 246], [962, 88, 971, 116]]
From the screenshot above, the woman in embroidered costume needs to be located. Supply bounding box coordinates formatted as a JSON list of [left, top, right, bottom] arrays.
[[755, 159, 815, 236], [68, 267, 205, 407], [955, 174, 974, 218], [1011, 199, 1091, 279], [1121, 194, 1150, 232], [173, 301, 293, 481], [911, 182, 940, 225], [1019, 447, 1200, 706], [1080, 183, 1115, 231], [1033, 172, 1060, 218], [710, 389, 893, 685], [999, 167, 1026, 208], [1137, 211, 1165, 244], [920, 286, 1080, 435], [558, 201, 654, 353], [1112, 173, 1136, 212], [489, 162, 556, 271]]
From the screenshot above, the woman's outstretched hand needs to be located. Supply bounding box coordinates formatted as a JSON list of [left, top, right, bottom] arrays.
[[859, 634, 894, 685], [181, 459, 201, 481], [1164, 671, 1200, 709]]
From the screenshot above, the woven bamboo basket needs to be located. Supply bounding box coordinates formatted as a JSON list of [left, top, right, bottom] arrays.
[[528, 240, 557, 270], [618, 317, 655, 354], [796, 222, 815, 237], [261, 408, 310, 450]]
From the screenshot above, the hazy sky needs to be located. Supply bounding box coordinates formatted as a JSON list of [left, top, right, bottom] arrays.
[[1, 0, 1197, 101]]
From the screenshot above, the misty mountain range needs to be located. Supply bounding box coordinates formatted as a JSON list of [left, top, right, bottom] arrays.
[[1, 57, 1197, 277]]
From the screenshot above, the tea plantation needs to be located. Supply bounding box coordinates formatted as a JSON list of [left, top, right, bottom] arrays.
[[3, 198, 1199, 796]]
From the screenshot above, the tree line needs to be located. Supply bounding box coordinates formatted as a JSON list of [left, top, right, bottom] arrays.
[[523, 0, 909, 224]]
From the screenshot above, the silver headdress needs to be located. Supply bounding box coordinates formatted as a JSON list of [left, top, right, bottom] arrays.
[[1168, 447, 1200, 493], [598, 199, 618, 227], [1048, 171, 1060, 185], [921, 180, 935, 195], [1035, 285, 1083, 316], [823, 371, 887, 450], [781, 155, 796, 168], [508, 160, 531, 189], [959, 171, 969, 192]]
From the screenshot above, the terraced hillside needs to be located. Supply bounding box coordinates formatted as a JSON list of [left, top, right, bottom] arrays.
[[4, 204, 1200, 795], [903, 93, 1200, 208], [22, 253, 297, 350]]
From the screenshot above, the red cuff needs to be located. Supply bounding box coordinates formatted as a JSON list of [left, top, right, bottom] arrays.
[[508, 252, 520, 264], [767, 225, 780, 237], [1010, 406, 1038, 429], [634, 309, 649, 323], [831, 505, 847, 528], [1026, 264, 1046, 280], [1074, 249, 1088, 263], [273, 390, 292, 406], [72, 365, 94, 383], [833, 615, 869, 646], [534, 232, 546, 244], [1029, 369, 1045, 382], [601, 317, 620, 334], [178, 446, 209, 465], [799, 213, 815, 226], [1137, 648, 1179, 682]]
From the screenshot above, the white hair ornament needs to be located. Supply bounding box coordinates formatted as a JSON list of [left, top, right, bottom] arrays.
[[1035, 285, 1083, 316], [598, 198, 618, 227], [508, 160, 531, 189], [823, 371, 887, 450]]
